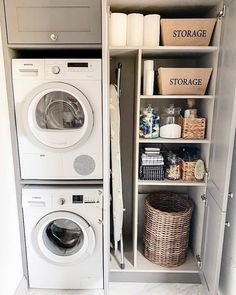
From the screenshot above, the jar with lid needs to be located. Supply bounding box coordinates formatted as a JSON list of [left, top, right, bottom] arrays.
[[160, 104, 182, 138], [139, 104, 160, 138], [165, 151, 182, 180]]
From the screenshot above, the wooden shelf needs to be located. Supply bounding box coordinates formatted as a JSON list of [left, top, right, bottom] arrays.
[[138, 179, 206, 187], [109, 46, 218, 57], [139, 138, 210, 144], [110, 239, 199, 273], [109, 47, 139, 57], [142, 46, 218, 57], [140, 95, 214, 100]]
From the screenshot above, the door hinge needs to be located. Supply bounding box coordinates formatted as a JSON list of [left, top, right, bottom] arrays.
[[201, 194, 208, 207], [217, 5, 226, 19], [205, 168, 209, 181], [196, 255, 202, 269]]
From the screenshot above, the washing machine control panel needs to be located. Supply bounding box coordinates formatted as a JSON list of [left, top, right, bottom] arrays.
[[52, 189, 102, 207]]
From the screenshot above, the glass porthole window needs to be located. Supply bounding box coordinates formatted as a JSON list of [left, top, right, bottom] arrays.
[[43, 218, 84, 256], [35, 91, 85, 130]]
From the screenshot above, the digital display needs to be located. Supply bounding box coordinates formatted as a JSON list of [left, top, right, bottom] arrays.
[[67, 63, 88, 68], [72, 195, 83, 203]]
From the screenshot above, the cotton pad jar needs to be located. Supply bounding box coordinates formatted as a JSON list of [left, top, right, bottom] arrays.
[[160, 104, 182, 138]]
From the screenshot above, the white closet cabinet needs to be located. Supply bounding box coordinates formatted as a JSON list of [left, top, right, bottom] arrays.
[[108, 1, 236, 294]]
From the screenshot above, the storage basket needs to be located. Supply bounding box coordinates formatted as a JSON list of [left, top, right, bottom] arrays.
[[139, 165, 165, 181], [157, 67, 212, 95], [160, 18, 217, 46], [143, 192, 194, 267], [182, 161, 197, 181], [182, 118, 206, 139]]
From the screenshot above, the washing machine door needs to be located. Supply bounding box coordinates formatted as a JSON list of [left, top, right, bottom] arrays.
[[24, 82, 94, 149], [33, 211, 95, 264]]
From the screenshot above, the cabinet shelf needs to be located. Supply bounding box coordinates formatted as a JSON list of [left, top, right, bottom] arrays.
[[138, 179, 206, 187], [139, 138, 210, 144], [109, 46, 218, 57], [140, 95, 215, 100], [110, 239, 199, 274]]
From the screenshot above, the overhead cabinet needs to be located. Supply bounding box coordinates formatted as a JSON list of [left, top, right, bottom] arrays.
[[4, 0, 101, 46]]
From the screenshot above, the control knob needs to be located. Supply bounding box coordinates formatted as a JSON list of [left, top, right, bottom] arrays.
[[52, 66, 60, 75], [59, 198, 66, 205]]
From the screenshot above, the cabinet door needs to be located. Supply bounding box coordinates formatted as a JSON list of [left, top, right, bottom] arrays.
[[202, 1, 236, 293], [4, 0, 101, 45], [201, 191, 226, 295], [207, 0, 236, 212]]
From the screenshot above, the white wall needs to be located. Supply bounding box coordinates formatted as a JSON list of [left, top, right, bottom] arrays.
[[0, 29, 23, 294]]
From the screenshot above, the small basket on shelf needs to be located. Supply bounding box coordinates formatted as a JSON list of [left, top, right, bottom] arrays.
[[182, 118, 206, 139], [143, 192, 194, 267], [182, 159, 205, 181], [139, 148, 165, 181]]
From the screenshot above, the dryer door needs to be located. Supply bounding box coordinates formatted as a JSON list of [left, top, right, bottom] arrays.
[[23, 82, 94, 149], [33, 211, 95, 264]]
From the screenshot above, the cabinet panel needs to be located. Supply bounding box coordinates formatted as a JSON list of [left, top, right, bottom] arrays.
[[4, 0, 101, 45], [207, 0, 236, 211], [201, 191, 226, 295]]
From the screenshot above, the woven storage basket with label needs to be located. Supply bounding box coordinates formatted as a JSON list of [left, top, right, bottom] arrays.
[[143, 192, 194, 267], [157, 68, 212, 95], [182, 118, 206, 139], [160, 18, 217, 46]]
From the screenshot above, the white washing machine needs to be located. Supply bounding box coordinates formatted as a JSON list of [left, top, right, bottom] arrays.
[[12, 59, 102, 180], [22, 186, 103, 289]]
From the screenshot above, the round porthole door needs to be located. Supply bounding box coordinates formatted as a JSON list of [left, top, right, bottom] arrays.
[[33, 211, 95, 264], [23, 82, 94, 149]]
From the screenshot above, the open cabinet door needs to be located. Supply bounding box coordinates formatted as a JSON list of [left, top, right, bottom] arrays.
[[207, 0, 236, 212], [201, 1, 236, 294]]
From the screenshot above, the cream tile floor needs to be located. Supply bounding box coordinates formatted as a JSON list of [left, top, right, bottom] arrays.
[[26, 283, 204, 295]]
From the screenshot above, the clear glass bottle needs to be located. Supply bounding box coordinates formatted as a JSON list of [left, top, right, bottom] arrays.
[[160, 104, 182, 138], [165, 152, 181, 180]]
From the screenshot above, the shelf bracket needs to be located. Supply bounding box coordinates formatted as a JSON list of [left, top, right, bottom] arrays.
[[217, 5, 226, 19]]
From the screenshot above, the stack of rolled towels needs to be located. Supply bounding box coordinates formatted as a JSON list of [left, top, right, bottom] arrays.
[[110, 13, 160, 47]]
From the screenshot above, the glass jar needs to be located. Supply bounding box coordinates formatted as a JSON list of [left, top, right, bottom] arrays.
[[160, 104, 182, 138], [165, 152, 182, 180], [139, 104, 160, 138]]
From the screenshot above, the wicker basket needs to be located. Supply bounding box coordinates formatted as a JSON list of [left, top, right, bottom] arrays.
[[143, 192, 194, 267], [182, 161, 197, 181], [140, 165, 165, 181], [182, 118, 206, 139]]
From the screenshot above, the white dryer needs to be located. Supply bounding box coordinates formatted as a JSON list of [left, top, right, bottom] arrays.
[[12, 59, 102, 180], [22, 186, 103, 289]]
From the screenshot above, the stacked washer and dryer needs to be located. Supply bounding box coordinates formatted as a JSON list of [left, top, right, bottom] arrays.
[[12, 59, 104, 289]]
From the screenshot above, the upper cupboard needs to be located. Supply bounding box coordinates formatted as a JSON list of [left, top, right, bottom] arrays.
[[4, 0, 102, 46]]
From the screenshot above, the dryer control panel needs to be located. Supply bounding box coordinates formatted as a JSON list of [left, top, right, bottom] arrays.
[[45, 59, 101, 80]]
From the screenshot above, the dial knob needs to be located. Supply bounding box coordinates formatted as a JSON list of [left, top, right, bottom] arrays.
[[50, 33, 58, 41], [59, 198, 65, 205], [52, 66, 60, 75]]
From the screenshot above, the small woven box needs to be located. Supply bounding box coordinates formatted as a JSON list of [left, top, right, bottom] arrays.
[[143, 192, 194, 267], [182, 161, 197, 181], [182, 118, 206, 139]]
